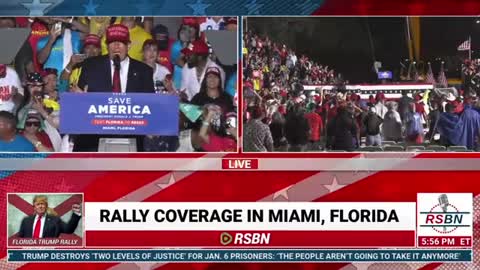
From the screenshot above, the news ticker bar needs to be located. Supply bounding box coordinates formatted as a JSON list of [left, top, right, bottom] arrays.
[[3, 157, 480, 171], [7, 249, 472, 262]]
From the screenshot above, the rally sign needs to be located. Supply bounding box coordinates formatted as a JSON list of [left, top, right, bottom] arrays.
[[59, 93, 179, 135]]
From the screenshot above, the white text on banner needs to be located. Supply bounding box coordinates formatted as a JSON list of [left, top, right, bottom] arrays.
[[84, 202, 415, 231]]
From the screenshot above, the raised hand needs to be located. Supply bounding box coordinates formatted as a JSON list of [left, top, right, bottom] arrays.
[[70, 84, 88, 93]]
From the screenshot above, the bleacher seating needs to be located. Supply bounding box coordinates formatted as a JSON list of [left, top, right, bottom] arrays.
[[426, 145, 447, 152], [447, 146, 469, 152], [360, 146, 383, 152], [323, 145, 472, 152], [382, 141, 397, 146], [383, 145, 405, 152], [406, 146, 426, 152]]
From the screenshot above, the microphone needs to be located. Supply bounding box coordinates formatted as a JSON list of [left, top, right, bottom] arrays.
[[113, 55, 121, 70], [438, 194, 449, 232], [438, 194, 449, 212]]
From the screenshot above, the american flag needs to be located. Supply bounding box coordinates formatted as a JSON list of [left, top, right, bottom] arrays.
[[458, 38, 471, 51], [425, 62, 436, 85], [437, 62, 448, 87]]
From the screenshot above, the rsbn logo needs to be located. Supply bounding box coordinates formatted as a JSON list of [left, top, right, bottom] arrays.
[[420, 194, 470, 234]]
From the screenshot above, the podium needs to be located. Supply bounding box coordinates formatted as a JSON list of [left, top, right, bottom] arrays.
[[98, 138, 137, 152]]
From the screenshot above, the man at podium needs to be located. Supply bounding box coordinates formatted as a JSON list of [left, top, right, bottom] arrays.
[[72, 24, 154, 152]]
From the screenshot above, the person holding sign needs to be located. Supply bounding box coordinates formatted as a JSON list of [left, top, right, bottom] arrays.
[[73, 24, 154, 152]]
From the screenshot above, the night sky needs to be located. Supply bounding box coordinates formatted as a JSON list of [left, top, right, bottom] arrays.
[[247, 17, 478, 83]]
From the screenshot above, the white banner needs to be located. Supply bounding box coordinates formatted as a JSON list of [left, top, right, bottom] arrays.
[[85, 202, 415, 231]]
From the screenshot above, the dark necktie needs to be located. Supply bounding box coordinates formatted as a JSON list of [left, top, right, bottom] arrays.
[[113, 56, 121, 92]]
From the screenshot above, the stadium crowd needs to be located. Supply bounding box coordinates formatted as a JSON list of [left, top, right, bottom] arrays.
[[242, 31, 480, 152], [0, 17, 238, 152]]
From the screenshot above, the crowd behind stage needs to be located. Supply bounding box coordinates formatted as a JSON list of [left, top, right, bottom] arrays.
[[242, 31, 480, 152], [0, 17, 238, 152]]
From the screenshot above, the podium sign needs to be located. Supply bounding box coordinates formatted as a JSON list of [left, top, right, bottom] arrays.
[[60, 93, 179, 136]]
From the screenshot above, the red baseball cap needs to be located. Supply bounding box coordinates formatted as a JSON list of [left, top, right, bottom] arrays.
[[225, 17, 237, 26], [181, 40, 209, 56], [182, 17, 198, 27], [106, 24, 130, 44], [41, 68, 58, 77], [84, 34, 101, 48], [205, 67, 220, 77]]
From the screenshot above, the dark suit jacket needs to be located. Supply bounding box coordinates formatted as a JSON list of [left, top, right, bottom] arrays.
[[78, 55, 154, 93], [74, 55, 155, 152], [18, 213, 81, 238]]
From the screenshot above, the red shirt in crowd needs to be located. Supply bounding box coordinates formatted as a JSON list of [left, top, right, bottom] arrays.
[[326, 104, 338, 121], [157, 38, 175, 73], [304, 112, 323, 142], [280, 49, 288, 61], [415, 102, 425, 115], [202, 134, 236, 152], [15, 17, 29, 27], [29, 20, 50, 72]]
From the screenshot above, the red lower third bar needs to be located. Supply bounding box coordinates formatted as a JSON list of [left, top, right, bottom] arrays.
[[418, 236, 472, 247], [86, 231, 415, 247]]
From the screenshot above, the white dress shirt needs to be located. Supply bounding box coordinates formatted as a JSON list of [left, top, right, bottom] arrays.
[[110, 57, 130, 93], [180, 58, 225, 101], [32, 214, 46, 238]]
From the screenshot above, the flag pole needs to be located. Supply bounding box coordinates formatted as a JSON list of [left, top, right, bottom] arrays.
[[469, 36, 472, 60]]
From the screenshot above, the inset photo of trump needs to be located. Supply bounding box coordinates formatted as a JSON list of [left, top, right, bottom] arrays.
[[7, 193, 84, 247]]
